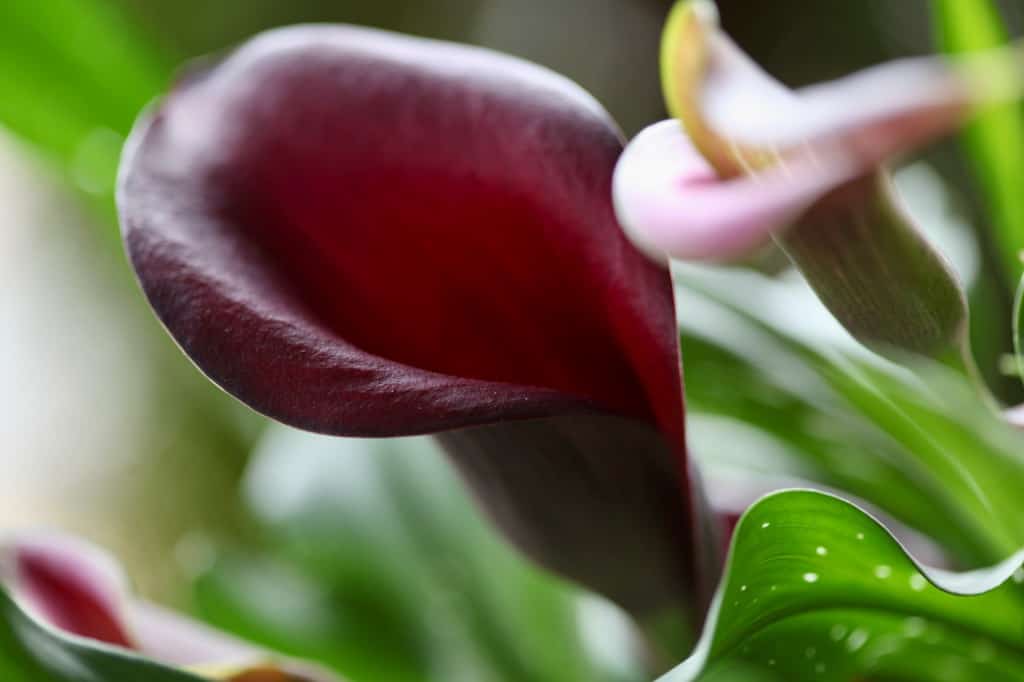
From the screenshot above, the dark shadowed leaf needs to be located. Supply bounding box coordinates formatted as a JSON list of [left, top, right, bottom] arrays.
[[192, 428, 647, 682]]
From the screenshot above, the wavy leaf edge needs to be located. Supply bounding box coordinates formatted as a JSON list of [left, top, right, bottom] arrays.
[[659, 488, 1024, 681]]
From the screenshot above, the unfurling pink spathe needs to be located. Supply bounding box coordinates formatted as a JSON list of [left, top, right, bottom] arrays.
[[613, 6, 1018, 262]]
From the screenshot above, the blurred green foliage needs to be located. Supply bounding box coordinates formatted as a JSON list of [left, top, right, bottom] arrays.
[[194, 432, 645, 682], [0, 0, 171, 236], [678, 266, 1024, 566], [934, 0, 1024, 286]]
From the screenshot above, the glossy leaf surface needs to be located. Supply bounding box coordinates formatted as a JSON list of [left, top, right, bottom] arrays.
[[662, 490, 1024, 682]]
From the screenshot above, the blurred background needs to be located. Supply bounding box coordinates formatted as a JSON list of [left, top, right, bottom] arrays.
[[3, 1, 1024, 681]]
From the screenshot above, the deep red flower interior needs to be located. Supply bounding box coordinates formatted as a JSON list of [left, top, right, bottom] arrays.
[[16, 544, 133, 649], [234, 96, 659, 419], [122, 28, 685, 443]]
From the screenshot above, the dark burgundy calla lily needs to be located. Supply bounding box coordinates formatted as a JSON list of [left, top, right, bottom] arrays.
[[118, 26, 716, 618]]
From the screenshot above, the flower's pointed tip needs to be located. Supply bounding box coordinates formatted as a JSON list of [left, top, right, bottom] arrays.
[[660, 0, 711, 121], [664, 0, 718, 32], [688, 0, 720, 25]]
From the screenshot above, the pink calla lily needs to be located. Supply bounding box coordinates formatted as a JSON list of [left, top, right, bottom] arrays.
[[117, 26, 717, 619], [2, 533, 335, 681], [612, 0, 1024, 364], [614, 0, 1023, 263]]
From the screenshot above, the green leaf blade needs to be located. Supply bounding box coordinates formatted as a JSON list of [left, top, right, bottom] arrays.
[[1014, 272, 1024, 384], [0, 0, 172, 239], [934, 0, 1024, 283], [676, 267, 1024, 566], [663, 490, 1024, 682]]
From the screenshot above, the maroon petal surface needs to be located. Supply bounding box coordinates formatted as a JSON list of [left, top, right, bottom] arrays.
[[119, 26, 684, 444], [118, 26, 709, 616]]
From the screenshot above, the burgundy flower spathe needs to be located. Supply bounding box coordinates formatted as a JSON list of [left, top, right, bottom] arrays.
[[118, 26, 713, 616]]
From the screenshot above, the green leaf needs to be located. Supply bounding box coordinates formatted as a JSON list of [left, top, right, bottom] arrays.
[[0, 0, 171, 232], [680, 329, 961, 556], [1014, 272, 1024, 383], [0, 588, 205, 682], [662, 489, 1024, 682], [933, 0, 1024, 284], [193, 429, 645, 682], [193, 550, 431, 682], [676, 265, 1024, 565], [828, 358, 1024, 556]]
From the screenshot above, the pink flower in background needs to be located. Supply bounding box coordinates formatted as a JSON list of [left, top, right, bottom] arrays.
[[3, 533, 334, 681], [614, 0, 1023, 262]]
